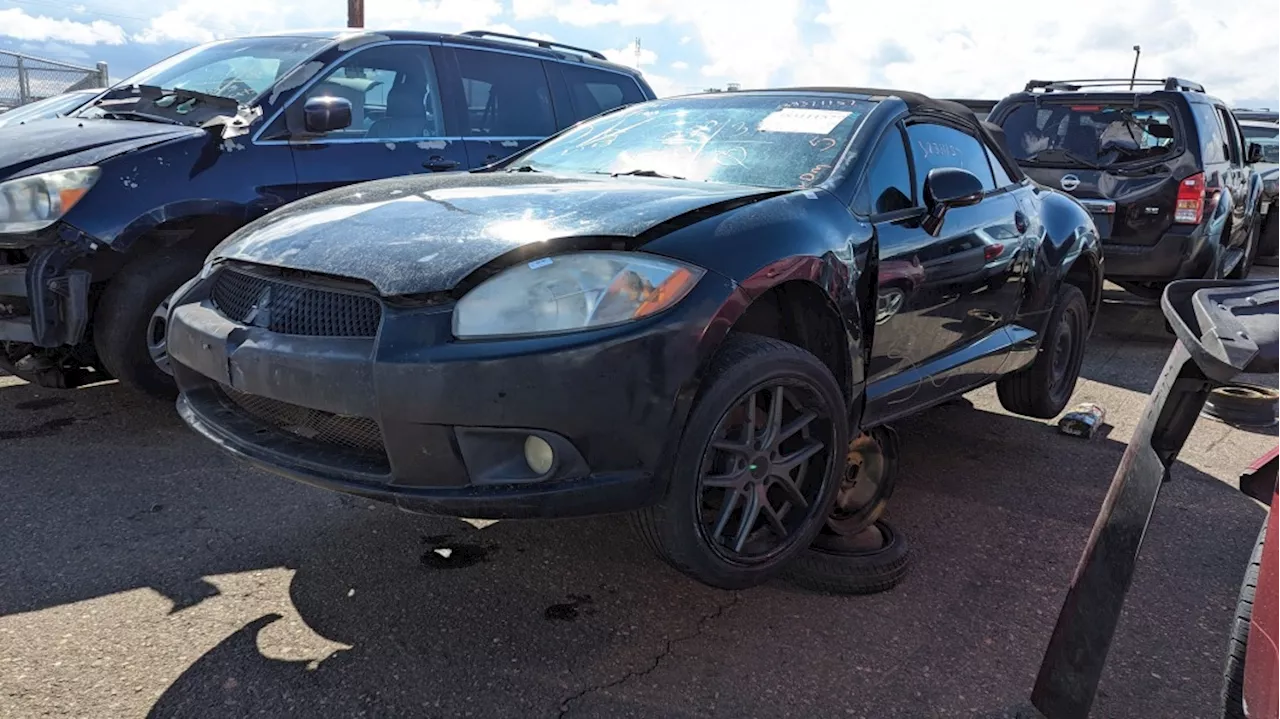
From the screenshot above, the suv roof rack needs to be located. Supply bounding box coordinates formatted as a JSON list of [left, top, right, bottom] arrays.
[[1024, 77, 1205, 94], [460, 30, 608, 61]]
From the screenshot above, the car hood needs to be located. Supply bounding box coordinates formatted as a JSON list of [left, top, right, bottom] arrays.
[[213, 172, 784, 296], [0, 117, 205, 181]]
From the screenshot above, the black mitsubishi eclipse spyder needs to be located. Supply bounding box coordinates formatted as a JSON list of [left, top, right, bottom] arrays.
[[168, 88, 1103, 589]]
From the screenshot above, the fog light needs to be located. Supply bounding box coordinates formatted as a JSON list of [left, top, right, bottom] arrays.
[[524, 435, 555, 475]]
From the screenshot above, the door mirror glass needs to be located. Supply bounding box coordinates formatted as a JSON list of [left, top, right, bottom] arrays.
[[922, 167, 984, 236], [303, 96, 353, 134], [1247, 141, 1265, 164]]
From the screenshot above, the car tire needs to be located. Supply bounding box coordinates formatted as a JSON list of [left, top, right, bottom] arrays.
[[782, 520, 911, 595], [1257, 208, 1278, 266], [631, 332, 848, 590], [93, 245, 206, 400], [996, 283, 1088, 419], [1226, 216, 1261, 280], [1220, 523, 1265, 719]]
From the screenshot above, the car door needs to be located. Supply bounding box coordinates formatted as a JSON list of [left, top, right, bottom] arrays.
[[437, 46, 559, 169], [265, 42, 469, 198], [1216, 105, 1251, 249], [903, 121, 1023, 366]]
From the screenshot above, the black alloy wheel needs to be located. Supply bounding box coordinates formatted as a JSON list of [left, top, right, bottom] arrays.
[[695, 381, 834, 563], [631, 333, 848, 589]]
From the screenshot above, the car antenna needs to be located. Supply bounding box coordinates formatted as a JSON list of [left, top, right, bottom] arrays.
[[1130, 45, 1141, 110]]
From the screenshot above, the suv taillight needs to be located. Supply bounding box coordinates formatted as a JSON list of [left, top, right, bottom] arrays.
[[1175, 172, 1206, 224]]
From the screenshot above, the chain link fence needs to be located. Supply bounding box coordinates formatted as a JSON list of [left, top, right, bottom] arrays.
[[0, 51, 109, 111]]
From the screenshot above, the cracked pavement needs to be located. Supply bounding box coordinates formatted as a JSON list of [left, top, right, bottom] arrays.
[[1, 274, 1276, 719]]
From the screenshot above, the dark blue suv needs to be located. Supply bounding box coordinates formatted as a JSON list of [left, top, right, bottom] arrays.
[[0, 29, 653, 397]]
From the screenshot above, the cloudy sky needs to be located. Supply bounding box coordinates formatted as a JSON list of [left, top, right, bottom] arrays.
[[2, 0, 1277, 107]]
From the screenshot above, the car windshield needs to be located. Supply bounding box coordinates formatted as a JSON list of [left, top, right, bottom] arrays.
[[512, 94, 876, 189], [0, 91, 95, 128], [997, 101, 1177, 167], [103, 36, 330, 105], [1242, 124, 1280, 163]]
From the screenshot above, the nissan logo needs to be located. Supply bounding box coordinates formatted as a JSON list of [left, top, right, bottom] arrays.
[[1060, 174, 1081, 191]]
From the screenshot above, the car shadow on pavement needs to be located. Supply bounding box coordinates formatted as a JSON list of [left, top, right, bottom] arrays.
[[133, 397, 1266, 719]]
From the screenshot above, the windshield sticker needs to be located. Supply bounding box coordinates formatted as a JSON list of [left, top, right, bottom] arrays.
[[758, 108, 852, 134], [528, 258, 554, 270]]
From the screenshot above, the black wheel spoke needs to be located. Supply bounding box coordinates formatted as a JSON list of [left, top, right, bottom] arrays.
[[711, 439, 751, 456], [775, 439, 824, 472], [739, 391, 760, 449], [732, 490, 761, 553], [757, 386, 785, 449], [772, 474, 810, 509], [762, 502, 788, 538], [703, 467, 746, 488], [711, 490, 742, 541], [777, 410, 817, 444]]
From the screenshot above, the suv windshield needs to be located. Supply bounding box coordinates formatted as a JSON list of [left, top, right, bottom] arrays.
[[1242, 124, 1279, 163], [512, 94, 875, 189], [100, 36, 330, 105], [997, 101, 1177, 167]]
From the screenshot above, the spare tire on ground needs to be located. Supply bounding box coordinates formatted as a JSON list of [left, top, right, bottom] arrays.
[[1202, 383, 1279, 429], [782, 519, 911, 595]]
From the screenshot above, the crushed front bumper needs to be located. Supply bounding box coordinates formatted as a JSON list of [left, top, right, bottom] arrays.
[[0, 224, 94, 347], [169, 263, 736, 519]]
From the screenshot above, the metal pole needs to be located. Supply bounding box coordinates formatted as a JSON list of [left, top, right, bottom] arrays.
[[1129, 45, 1141, 90], [16, 55, 29, 105], [96, 62, 109, 88], [347, 0, 364, 28]]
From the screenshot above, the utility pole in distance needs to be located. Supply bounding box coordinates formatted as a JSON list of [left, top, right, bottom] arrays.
[[348, 0, 364, 28]]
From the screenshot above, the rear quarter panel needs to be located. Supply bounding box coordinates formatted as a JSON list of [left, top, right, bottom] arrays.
[[1012, 183, 1102, 338]]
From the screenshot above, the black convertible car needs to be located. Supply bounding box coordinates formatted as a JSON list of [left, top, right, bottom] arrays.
[[168, 88, 1103, 588]]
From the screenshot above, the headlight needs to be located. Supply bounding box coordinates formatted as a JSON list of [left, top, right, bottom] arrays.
[[453, 251, 705, 339], [0, 167, 100, 233]]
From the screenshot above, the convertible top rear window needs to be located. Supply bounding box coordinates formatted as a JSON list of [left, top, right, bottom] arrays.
[[997, 101, 1177, 167], [515, 94, 877, 189]]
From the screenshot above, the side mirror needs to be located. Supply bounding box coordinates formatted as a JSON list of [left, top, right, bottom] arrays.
[[1247, 142, 1265, 164], [922, 167, 984, 236], [303, 96, 352, 134]]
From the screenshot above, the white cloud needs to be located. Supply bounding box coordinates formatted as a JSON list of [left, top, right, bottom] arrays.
[[0, 8, 126, 45], [670, 60, 688, 70], [602, 44, 657, 69]]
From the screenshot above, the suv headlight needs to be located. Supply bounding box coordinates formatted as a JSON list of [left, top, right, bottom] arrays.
[[453, 251, 705, 339], [0, 167, 100, 233]]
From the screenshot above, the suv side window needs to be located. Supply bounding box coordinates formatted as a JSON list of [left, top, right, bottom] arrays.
[[905, 122, 997, 197], [1192, 102, 1228, 164], [299, 44, 446, 140], [854, 125, 914, 216], [454, 48, 556, 137], [560, 64, 645, 121], [1216, 106, 1244, 164]]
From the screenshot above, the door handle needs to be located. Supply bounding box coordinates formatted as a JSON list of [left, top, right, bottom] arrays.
[[423, 156, 460, 172]]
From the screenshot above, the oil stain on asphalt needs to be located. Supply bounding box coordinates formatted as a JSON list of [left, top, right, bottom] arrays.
[[544, 594, 594, 622], [14, 397, 72, 411], [0, 417, 77, 440], [419, 534, 496, 570]]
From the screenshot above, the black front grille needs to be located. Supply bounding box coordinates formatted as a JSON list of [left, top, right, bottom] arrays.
[[210, 267, 382, 337], [220, 385, 385, 457]]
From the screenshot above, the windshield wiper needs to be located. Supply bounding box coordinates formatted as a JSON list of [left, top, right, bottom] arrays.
[[1024, 148, 1104, 170], [608, 169, 685, 179], [505, 164, 541, 173]]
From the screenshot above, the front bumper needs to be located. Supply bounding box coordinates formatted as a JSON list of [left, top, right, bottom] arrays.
[[169, 263, 736, 519], [1100, 224, 1215, 282], [0, 224, 93, 347]]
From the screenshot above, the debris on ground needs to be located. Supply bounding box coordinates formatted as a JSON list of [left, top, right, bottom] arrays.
[[1058, 403, 1107, 439]]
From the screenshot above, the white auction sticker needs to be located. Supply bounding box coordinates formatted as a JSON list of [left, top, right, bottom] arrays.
[[757, 108, 851, 134]]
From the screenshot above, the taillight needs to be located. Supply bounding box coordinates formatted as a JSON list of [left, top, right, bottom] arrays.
[[1175, 172, 1206, 224], [984, 243, 1004, 261]]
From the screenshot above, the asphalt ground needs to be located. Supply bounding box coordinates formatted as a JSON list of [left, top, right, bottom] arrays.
[[1, 272, 1276, 718]]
